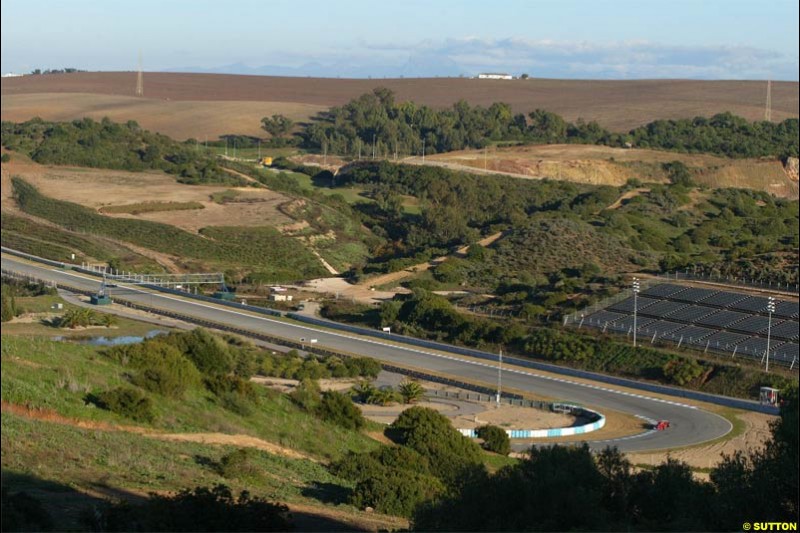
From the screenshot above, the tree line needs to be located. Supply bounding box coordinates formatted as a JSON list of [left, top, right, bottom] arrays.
[[291, 88, 798, 159]]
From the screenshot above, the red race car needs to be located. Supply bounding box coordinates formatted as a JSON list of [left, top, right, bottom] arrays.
[[653, 420, 671, 431]]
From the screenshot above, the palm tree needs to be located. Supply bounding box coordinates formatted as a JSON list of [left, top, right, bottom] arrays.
[[398, 379, 425, 404]]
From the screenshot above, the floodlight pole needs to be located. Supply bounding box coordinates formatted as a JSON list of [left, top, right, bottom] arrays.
[[496, 348, 503, 404], [632, 278, 640, 348], [764, 297, 775, 373]]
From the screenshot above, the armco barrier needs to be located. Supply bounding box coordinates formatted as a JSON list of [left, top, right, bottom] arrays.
[[458, 407, 606, 439], [286, 314, 780, 415], [1, 247, 284, 318]]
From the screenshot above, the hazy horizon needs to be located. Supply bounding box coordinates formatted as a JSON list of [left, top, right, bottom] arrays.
[[2, 0, 798, 81]]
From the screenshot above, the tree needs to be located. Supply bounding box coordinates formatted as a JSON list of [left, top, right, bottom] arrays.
[[1, 292, 18, 322], [317, 390, 366, 430], [290, 377, 321, 411], [398, 379, 425, 404], [476, 425, 511, 455], [391, 406, 484, 485], [260, 114, 294, 139]]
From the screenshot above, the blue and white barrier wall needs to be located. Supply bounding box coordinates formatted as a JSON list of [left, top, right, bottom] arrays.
[[459, 407, 606, 439]]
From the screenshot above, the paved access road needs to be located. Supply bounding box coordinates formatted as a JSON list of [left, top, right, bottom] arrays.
[[2, 255, 733, 452]]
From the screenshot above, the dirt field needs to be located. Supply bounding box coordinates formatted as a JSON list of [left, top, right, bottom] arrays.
[[2, 72, 797, 133], [1, 158, 294, 233], [0, 92, 324, 141], [425, 144, 799, 197]]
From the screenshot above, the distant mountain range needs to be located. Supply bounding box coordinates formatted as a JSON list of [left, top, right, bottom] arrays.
[[165, 56, 468, 79]]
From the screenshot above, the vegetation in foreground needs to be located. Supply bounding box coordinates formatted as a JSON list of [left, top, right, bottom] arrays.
[[1, 291, 797, 531]]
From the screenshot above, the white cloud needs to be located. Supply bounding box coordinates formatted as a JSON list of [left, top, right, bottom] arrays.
[[168, 37, 798, 80], [366, 37, 798, 80]]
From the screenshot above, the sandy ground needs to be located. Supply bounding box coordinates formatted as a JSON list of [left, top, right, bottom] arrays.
[[626, 410, 775, 470], [455, 403, 575, 430], [3, 73, 797, 132]]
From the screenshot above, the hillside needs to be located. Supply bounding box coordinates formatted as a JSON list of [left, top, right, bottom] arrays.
[[424, 144, 800, 198], [2, 72, 798, 137]]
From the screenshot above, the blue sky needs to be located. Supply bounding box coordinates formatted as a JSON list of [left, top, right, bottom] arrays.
[[2, 0, 798, 79]]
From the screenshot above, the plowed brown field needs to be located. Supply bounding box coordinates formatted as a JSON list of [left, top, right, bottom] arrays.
[[3, 72, 797, 135]]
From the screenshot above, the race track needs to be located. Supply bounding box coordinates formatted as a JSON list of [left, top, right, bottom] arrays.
[[2, 255, 734, 452]]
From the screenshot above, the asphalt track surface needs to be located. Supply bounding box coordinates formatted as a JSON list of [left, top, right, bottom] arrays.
[[2, 255, 733, 452]]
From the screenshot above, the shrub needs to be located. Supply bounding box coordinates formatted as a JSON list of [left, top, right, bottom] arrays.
[[290, 378, 322, 411], [89, 484, 291, 532], [391, 407, 484, 484], [1, 488, 53, 531], [58, 308, 116, 329], [216, 449, 259, 479], [476, 425, 511, 455], [204, 374, 260, 415], [108, 341, 200, 399], [350, 468, 444, 517], [1, 292, 18, 322], [164, 329, 233, 376], [90, 387, 155, 423], [662, 357, 705, 386], [316, 391, 365, 430]]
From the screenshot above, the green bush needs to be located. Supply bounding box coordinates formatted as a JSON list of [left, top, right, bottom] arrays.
[[204, 374, 259, 404], [90, 387, 155, 423], [662, 357, 705, 386], [316, 391, 365, 430], [351, 468, 444, 517], [107, 341, 200, 399], [1, 488, 53, 532], [331, 446, 441, 517], [289, 378, 322, 411], [476, 425, 511, 455], [164, 329, 234, 376], [89, 484, 291, 532], [216, 448, 259, 479], [1, 292, 18, 322], [391, 406, 484, 485]]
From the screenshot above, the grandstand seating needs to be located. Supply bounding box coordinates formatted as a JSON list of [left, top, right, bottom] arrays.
[[580, 283, 799, 369]]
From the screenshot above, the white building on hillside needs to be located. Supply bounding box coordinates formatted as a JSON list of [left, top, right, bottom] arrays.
[[477, 73, 513, 80], [2, 73, 24, 78]]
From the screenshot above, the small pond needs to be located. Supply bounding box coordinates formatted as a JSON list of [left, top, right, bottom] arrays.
[[53, 329, 168, 346]]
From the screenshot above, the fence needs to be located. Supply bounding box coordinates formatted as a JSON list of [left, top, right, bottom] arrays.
[[575, 313, 798, 371], [656, 269, 799, 295]]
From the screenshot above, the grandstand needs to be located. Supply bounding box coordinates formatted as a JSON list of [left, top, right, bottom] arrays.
[[571, 283, 799, 369]]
